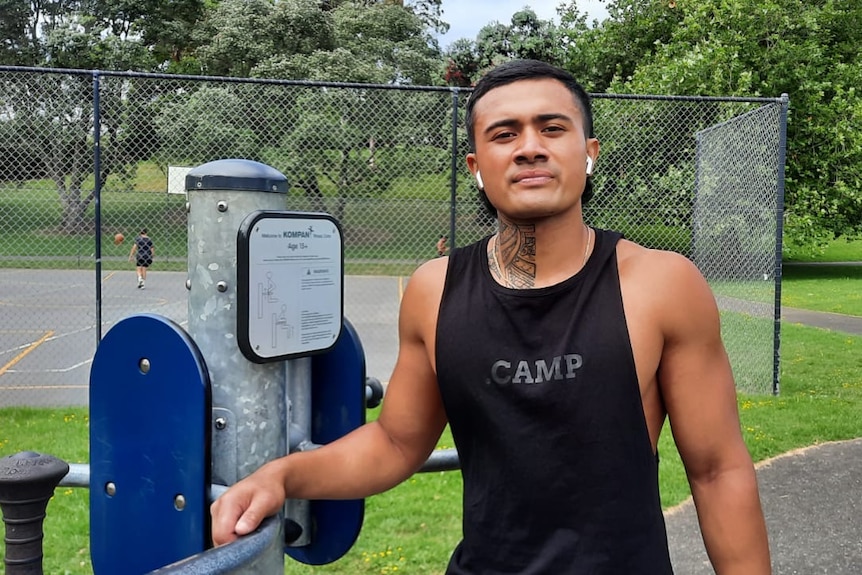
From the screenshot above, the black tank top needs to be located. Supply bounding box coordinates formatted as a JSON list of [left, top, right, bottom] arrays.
[[435, 228, 673, 574]]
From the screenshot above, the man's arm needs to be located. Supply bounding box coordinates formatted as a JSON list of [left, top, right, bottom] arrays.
[[210, 259, 449, 545], [656, 253, 771, 574]]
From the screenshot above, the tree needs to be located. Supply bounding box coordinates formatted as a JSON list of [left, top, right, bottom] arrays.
[[125, 0, 206, 71], [241, 1, 446, 214], [322, 0, 448, 34], [599, 0, 862, 248], [191, 0, 282, 77], [442, 38, 480, 87], [190, 0, 441, 83], [558, 0, 683, 92], [0, 68, 156, 233], [153, 86, 260, 163], [0, 0, 39, 65], [0, 0, 204, 70], [328, 1, 441, 85], [0, 4, 160, 232], [474, 9, 564, 70], [442, 8, 565, 87], [0, 73, 93, 233], [0, 0, 207, 233], [190, 0, 337, 77]]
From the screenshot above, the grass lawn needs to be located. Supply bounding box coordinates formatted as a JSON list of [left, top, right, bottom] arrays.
[[783, 236, 862, 262], [780, 234, 862, 317], [781, 264, 862, 316]]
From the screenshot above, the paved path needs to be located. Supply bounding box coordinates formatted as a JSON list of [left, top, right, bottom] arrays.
[[782, 306, 862, 335], [666, 303, 862, 573]]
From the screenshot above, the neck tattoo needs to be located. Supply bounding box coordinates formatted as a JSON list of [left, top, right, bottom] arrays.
[[488, 223, 592, 289]]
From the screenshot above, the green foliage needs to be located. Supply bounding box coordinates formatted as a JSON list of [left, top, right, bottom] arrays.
[[180, 0, 448, 215], [154, 86, 261, 163], [577, 0, 862, 250], [560, 0, 683, 92], [477, 9, 565, 68], [6, 0, 861, 256], [130, 0, 205, 69], [442, 8, 566, 86], [0, 0, 40, 65], [191, 0, 441, 85], [0, 73, 98, 233], [192, 0, 283, 77], [408, 0, 447, 34]]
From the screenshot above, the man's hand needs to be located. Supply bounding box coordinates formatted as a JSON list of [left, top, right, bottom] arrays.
[[210, 460, 288, 546]]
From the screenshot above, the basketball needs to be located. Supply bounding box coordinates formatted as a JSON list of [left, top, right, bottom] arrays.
[[114, 233, 124, 245]]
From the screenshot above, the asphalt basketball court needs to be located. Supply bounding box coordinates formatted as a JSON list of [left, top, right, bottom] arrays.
[[0, 268, 402, 407]]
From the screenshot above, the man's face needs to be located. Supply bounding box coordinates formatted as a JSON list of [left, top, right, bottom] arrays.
[[467, 78, 599, 222]]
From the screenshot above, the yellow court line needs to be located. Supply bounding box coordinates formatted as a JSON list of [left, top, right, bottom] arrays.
[[0, 330, 54, 377], [398, 276, 404, 301], [102, 271, 117, 282]]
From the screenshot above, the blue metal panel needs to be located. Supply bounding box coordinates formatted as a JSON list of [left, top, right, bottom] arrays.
[[286, 318, 366, 565], [90, 314, 211, 575]]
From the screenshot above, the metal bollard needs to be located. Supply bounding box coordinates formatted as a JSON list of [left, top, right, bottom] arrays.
[[186, 159, 289, 573], [0, 451, 70, 575]]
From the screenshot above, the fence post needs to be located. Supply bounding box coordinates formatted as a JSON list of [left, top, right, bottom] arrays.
[[186, 159, 289, 572], [448, 88, 460, 249], [772, 93, 790, 396], [0, 451, 70, 575], [93, 70, 103, 344]]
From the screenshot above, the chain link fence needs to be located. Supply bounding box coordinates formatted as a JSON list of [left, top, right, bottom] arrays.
[[0, 67, 787, 406]]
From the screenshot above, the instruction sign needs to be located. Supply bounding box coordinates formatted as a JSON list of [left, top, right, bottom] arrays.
[[237, 211, 343, 363]]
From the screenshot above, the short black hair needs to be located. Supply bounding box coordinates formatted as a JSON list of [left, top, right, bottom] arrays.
[[465, 59, 596, 216]]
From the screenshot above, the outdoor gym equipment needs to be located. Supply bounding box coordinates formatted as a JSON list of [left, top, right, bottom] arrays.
[[0, 159, 376, 574]]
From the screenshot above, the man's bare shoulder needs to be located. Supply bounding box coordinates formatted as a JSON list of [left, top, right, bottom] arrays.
[[616, 238, 707, 289], [407, 256, 449, 294], [399, 256, 450, 328], [615, 239, 718, 333]]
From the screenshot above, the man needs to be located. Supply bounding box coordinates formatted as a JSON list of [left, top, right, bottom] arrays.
[[128, 228, 154, 289], [436, 234, 449, 257], [211, 59, 771, 573]]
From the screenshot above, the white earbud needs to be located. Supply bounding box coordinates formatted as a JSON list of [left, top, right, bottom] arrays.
[[585, 157, 594, 176], [476, 171, 485, 190]]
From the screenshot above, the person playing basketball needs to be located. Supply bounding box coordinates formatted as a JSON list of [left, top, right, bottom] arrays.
[[128, 228, 154, 289]]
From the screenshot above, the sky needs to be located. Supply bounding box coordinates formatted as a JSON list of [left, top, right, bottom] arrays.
[[435, 1, 609, 50]]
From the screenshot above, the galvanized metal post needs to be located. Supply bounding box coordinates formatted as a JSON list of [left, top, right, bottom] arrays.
[[284, 357, 312, 546], [186, 159, 289, 573]]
